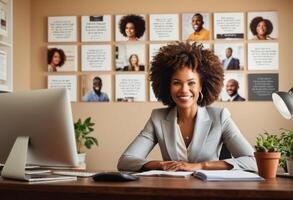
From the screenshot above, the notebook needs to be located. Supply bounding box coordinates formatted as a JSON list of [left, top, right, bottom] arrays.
[[193, 170, 264, 181], [25, 174, 77, 182], [133, 170, 193, 178]]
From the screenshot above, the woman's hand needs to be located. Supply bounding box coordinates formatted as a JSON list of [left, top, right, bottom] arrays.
[[160, 161, 203, 171]]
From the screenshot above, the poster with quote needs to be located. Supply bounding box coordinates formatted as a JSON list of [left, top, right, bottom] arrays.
[[182, 13, 210, 41], [150, 14, 179, 41], [214, 12, 244, 39], [0, 50, 7, 80], [149, 43, 167, 62], [248, 73, 278, 101], [115, 74, 145, 102], [82, 45, 112, 71], [48, 16, 77, 42], [81, 15, 111, 42], [0, 2, 7, 36], [220, 73, 246, 102], [115, 14, 146, 41], [214, 43, 244, 70], [81, 74, 111, 102], [48, 75, 77, 102], [248, 43, 279, 70], [115, 44, 145, 71], [247, 11, 278, 40], [48, 45, 77, 72]]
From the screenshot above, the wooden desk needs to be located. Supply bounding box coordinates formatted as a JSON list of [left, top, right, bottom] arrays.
[[0, 176, 293, 200]]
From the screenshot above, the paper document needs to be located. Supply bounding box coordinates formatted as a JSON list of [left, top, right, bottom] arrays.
[[193, 170, 264, 181], [133, 170, 193, 178]]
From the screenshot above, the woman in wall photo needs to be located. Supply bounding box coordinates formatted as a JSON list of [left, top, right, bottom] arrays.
[[47, 48, 66, 72], [250, 16, 275, 40], [117, 42, 256, 172], [123, 54, 145, 71], [119, 14, 146, 41]]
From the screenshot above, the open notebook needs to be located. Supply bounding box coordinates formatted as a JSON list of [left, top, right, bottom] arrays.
[[133, 170, 264, 181]]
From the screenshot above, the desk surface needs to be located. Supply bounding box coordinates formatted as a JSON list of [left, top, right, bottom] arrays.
[[1, 176, 293, 200]]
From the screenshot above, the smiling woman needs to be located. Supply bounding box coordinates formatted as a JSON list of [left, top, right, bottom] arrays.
[[119, 14, 146, 41], [117, 42, 257, 172]]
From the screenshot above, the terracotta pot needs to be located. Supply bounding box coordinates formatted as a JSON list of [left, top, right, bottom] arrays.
[[254, 152, 281, 179]]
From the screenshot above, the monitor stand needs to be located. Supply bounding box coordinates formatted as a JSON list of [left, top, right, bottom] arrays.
[[1, 136, 29, 180]]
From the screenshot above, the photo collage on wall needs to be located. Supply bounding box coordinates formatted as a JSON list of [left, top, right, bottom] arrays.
[[46, 11, 279, 103]]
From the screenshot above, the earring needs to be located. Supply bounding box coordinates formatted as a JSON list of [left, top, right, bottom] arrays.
[[197, 91, 204, 104]]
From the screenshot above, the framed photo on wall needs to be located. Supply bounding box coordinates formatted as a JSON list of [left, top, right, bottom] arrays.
[[115, 44, 145, 71], [214, 43, 244, 70], [115, 14, 146, 41], [81, 74, 111, 102], [182, 12, 210, 41], [47, 45, 78, 72], [220, 73, 246, 102], [247, 11, 278, 40]]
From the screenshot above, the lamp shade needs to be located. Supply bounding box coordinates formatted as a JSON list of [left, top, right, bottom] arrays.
[[272, 88, 293, 119]]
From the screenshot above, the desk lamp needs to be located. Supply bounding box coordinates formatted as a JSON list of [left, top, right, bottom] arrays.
[[272, 87, 293, 119]]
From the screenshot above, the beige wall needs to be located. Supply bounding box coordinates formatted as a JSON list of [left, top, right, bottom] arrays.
[[13, 0, 293, 170], [13, 0, 31, 91]]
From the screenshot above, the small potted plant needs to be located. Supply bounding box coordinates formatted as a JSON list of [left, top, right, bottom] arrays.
[[254, 132, 281, 179], [74, 117, 98, 168], [280, 129, 293, 175]]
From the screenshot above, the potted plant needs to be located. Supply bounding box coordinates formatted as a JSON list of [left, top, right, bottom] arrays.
[[74, 117, 98, 168], [254, 132, 281, 179], [280, 129, 293, 175]]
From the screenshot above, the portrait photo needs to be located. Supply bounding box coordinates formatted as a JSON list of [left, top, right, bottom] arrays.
[[81, 74, 111, 102], [182, 13, 210, 41], [47, 45, 78, 72], [115, 14, 146, 41], [115, 44, 145, 71], [219, 73, 246, 102], [214, 43, 244, 70], [248, 11, 278, 40]]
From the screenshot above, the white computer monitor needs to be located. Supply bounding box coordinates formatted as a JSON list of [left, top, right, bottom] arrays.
[[0, 88, 78, 180]]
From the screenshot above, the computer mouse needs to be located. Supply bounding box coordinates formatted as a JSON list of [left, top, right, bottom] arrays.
[[92, 172, 139, 182]]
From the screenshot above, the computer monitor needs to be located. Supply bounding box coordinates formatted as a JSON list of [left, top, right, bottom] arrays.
[[0, 88, 78, 180]]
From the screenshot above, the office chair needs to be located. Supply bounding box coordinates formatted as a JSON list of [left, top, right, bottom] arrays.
[[219, 144, 231, 160]]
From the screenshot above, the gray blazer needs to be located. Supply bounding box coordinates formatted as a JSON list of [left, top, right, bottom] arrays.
[[117, 106, 257, 172]]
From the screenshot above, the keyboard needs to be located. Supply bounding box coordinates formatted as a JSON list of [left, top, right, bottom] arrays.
[[52, 171, 96, 177]]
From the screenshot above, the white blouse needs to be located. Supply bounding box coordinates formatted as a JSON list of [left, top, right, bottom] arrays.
[[175, 124, 193, 162]]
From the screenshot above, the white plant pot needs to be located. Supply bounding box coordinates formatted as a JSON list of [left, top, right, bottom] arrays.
[[287, 158, 293, 175], [77, 153, 86, 169]]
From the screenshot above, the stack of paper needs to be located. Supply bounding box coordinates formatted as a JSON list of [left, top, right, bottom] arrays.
[[193, 170, 264, 181], [133, 170, 193, 178]]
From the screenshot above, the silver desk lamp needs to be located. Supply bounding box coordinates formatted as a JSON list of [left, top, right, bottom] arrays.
[[272, 87, 293, 119]]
